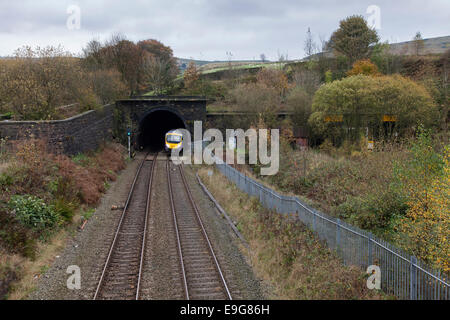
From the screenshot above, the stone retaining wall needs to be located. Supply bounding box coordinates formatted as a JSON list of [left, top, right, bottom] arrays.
[[0, 105, 114, 155]]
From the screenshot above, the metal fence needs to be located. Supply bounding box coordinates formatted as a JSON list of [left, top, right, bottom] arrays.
[[215, 161, 449, 300]]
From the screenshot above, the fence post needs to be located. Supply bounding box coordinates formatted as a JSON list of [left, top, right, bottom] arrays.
[[410, 256, 417, 300], [336, 219, 341, 252], [368, 234, 373, 266]]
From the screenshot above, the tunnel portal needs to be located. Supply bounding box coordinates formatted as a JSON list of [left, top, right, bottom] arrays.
[[138, 109, 187, 151]]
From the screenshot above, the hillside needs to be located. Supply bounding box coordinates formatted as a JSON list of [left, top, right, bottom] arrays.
[[388, 35, 450, 55], [306, 35, 450, 60], [176, 57, 268, 72]]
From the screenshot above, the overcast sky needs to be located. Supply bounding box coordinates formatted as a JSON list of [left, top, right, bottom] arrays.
[[0, 0, 449, 60]]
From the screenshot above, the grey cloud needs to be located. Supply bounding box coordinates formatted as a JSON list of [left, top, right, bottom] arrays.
[[0, 0, 449, 60]]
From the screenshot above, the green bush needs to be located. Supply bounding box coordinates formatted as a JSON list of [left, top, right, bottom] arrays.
[[0, 173, 14, 188], [71, 153, 90, 167], [310, 74, 439, 142], [351, 191, 407, 235], [0, 112, 13, 119], [52, 198, 76, 224], [81, 208, 95, 220], [335, 196, 364, 220], [8, 195, 60, 233], [392, 127, 444, 199], [182, 79, 227, 100]]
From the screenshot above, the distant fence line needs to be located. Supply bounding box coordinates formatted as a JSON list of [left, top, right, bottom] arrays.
[[214, 160, 449, 300]]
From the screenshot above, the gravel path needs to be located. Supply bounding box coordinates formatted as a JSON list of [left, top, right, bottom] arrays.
[[28, 156, 265, 300]]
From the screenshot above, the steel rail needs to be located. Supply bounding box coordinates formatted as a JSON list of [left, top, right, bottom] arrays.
[[173, 162, 232, 300], [167, 159, 190, 299], [136, 153, 157, 299], [93, 152, 156, 300]]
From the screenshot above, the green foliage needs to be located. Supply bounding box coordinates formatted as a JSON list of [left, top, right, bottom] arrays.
[[8, 195, 60, 233], [324, 70, 333, 83], [369, 42, 400, 74], [228, 82, 281, 127], [52, 198, 76, 224], [412, 32, 425, 55], [392, 127, 444, 199], [182, 79, 227, 100], [287, 87, 312, 129], [71, 153, 90, 167], [0, 112, 13, 120], [390, 128, 449, 271], [81, 208, 95, 220], [309, 74, 439, 142], [0, 173, 14, 188], [330, 15, 379, 63], [340, 190, 407, 236], [318, 139, 335, 154]]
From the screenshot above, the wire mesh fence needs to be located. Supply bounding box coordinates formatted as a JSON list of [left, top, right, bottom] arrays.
[[215, 161, 449, 300]]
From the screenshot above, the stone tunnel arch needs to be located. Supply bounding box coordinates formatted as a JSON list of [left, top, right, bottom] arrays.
[[137, 107, 187, 151]]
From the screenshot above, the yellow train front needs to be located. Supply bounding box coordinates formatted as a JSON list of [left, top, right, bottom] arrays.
[[164, 129, 183, 153]]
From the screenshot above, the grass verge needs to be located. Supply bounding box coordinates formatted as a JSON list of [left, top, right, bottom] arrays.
[[198, 166, 386, 299]]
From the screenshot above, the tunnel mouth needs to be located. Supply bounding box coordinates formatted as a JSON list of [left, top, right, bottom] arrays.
[[138, 109, 187, 152]]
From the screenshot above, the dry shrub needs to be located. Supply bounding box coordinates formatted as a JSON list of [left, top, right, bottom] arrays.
[[0, 141, 126, 298], [53, 143, 125, 205], [92, 143, 126, 181], [0, 207, 37, 258], [2, 139, 55, 199], [52, 155, 99, 205], [13, 138, 50, 174]]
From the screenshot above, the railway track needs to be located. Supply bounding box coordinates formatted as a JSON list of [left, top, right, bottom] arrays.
[[93, 152, 231, 300], [167, 160, 232, 300], [93, 153, 157, 300]]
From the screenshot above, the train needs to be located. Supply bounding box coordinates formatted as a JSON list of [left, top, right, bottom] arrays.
[[164, 129, 184, 153]]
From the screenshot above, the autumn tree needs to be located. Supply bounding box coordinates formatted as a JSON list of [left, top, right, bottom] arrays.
[[292, 68, 321, 95], [412, 31, 425, 56], [138, 39, 176, 64], [0, 43, 130, 120], [346, 59, 380, 76], [287, 87, 313, 129], [2, 46, 85, 120], [87, 69, 127, 104], [80, 40, 128, 104], [183, 61, 200, 89], [82, 39, 104, 70], [256, 68, 290, 97], [102, 35, 145, 96], [141, 54, 178, 95], [0, 60, 8, 112], [393, 128, 449, 272], [228, 83, 281, 128], [329, 15, 379, 64], [138, 39, 178, 94], [82, 36, 178, 96]]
